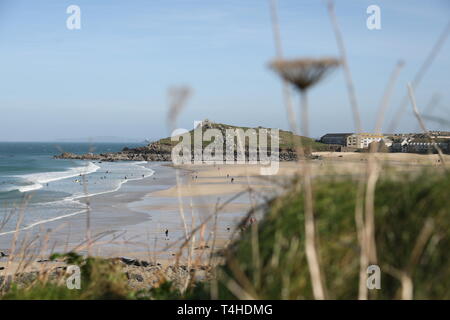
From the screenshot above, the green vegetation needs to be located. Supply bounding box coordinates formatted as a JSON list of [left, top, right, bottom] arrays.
[[2, 170, 449, 300], [156, 121, 329, 152], [2, 253, 132, 300], [190, 170, 450, 299], [1, 252, 186, 300]]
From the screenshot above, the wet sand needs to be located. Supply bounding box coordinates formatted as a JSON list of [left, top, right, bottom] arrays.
[[2, 152, 446, 268], [0, 163, 179, 261], [0, 162, 278, 266]]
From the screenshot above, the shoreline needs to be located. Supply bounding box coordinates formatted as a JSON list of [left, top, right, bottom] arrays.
[[2, 152, 448, 266], [0, 161, 265, 265], [0, 160, 156, 236], [0, 163, 175, 257]]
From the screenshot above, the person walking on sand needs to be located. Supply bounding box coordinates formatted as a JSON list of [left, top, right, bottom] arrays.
[[165, 229, 169, 238], [231, 177, 234, 183]]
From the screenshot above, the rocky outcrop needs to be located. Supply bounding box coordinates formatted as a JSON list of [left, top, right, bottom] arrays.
[[54, 141, 173, 162], [54, 122, 320, 162], [54, 149, 302, 162], [0, 257, 211, 292], [54, 146, 309, 163]]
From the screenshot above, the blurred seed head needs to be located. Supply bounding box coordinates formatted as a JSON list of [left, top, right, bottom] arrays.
[[269, 58, 341, 91], [167, 86, 192, 130]]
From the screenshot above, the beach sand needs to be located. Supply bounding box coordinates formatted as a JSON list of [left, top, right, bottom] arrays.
[[0, 162, 282, 268], [1, 152, 448, 272]]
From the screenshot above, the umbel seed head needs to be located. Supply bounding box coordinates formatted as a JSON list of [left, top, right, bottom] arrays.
[[270, 58, 341, 91]]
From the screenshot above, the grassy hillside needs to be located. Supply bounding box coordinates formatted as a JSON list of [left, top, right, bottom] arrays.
[[187, 170, 450, 299], [153, 121, 328, 152]]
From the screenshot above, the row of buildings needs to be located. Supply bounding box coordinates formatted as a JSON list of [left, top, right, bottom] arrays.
[[320, 133, 391, 149], [319, 131, 450, 153]]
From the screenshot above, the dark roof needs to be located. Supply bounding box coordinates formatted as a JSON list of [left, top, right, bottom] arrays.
[[321, 133, 354, 138]]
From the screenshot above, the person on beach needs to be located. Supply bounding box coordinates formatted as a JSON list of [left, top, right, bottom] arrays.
[[165, 229, 169, 238], [231, 177, 234, 183]]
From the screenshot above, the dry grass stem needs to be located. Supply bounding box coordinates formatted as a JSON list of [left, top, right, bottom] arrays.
[[358, 61, 405, 299], [167, 86, 192, 130], [388, 21, 450, 132], [407, 84, 446, 166], [374, 61, 405, 134], [327, 0, 362, 132]]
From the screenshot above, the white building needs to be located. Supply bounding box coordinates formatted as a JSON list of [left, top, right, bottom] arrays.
[[346, 133, 385, 149]]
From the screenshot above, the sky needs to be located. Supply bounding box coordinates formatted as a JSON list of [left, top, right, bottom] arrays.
[[0, 0, 449, 141]]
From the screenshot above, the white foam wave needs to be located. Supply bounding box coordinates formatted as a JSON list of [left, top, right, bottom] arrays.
[[69, 162, 154, 201], [0, 209, 87, 236], [0, 162, 155, 236], [18, 183, 43, 193], [0, 185, 21, 193], [17, 162, 100, 193]]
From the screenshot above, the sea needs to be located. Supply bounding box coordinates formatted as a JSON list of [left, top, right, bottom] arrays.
[[0, 142, 154, 236]]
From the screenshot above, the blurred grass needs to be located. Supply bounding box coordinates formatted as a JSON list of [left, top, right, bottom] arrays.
[[2, 252, 133, 300], [189, 169, 450, 299], [2, 169, 449, 299]]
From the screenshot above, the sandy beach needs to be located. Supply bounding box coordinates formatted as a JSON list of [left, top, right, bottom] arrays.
[[0, 161, 280, 267], [1, 152, 448, 272]]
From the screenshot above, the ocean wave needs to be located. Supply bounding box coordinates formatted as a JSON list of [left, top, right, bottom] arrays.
[[69, 162, 154, 201], [0, 185, 20, 193], [16, 162, 100, 193], [0, 208, 87, 236], [0, 162, 155, 236]]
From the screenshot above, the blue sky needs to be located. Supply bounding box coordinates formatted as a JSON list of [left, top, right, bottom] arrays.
[[0, 0, 449, 141]]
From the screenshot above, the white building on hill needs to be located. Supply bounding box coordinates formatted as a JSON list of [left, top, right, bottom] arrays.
[[346, 133, 387, 149]]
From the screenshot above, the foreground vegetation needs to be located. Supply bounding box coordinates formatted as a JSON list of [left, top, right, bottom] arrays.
[[1, 169, 449, 299], [197, 170, 450, 299]]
